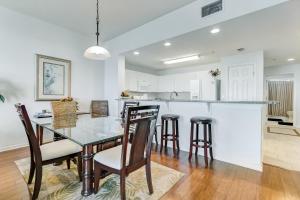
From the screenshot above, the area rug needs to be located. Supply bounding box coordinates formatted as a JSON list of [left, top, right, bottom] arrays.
[[15, 158, 184, 200], [263, 131, 300, 171]]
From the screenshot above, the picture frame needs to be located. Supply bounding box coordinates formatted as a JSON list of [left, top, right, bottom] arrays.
[[35, 54, 71, 101]]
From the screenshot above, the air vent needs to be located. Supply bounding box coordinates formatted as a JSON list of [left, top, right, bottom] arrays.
[[202, 0, 223, 17]]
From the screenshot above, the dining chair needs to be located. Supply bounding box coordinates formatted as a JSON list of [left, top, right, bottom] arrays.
[[51, 100, 77, 117], [90, 100, 114, 152], [120, 101, 139, 119], [93, 105, 160, 200], [120, 101, 140, 143], [34, 100, 78, 146], [90, 100, 109, 117], [15, 104, 82, 200]]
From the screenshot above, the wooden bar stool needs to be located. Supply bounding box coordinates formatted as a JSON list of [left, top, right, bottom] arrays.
[[160, 114, 180, 156], [188, 117, 213, 167]]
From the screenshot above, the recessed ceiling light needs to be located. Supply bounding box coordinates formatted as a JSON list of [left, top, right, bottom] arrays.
[[210, 28, 220, 34], [133, 51, 140, 55], [163, 55, 200, 65], [164, 42, 172, 47], [287, 58, 295, 62]]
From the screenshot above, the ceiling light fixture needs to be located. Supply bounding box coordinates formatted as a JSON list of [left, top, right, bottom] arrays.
[[133, 51, 140, 55], [164, 42, 172, 47], [164, 55, 200, 65], [210, 28, 220, 34], [84, 0, 110, 60], [287, 58, 296, 62]]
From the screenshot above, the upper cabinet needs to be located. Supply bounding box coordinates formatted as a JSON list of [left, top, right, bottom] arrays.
[[157, 75, 174, 92], [126, 69, 205, 93], [125, 70, 157, 92]]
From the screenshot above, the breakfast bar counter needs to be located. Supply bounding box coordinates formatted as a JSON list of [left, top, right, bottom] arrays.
[[117, 98, 268, 171]]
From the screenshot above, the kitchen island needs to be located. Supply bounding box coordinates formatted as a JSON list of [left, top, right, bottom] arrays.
[[117, 98, 268, 171]]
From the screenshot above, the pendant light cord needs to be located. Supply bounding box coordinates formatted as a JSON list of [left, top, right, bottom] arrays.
[[96, 0, 100, 46]]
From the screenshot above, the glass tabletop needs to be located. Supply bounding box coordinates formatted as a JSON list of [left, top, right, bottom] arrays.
[[31, 114, 124, 146]]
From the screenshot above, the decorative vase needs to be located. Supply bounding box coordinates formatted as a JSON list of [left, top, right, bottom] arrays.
[[215, 79, 221, 101]]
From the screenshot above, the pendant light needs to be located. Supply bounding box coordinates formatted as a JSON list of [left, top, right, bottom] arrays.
[[84, 0, 110, 60]]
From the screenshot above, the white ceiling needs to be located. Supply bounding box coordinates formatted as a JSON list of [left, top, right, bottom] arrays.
[[0, 0, 197, 41], [124, 0, 300, 70]]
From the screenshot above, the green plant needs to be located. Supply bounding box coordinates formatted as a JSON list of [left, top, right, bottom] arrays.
[[0, 94, 4, 102], [209, 68, 221, 78]]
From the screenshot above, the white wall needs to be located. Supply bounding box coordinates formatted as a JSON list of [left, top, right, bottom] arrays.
[[265, 64, 300, 127], [0, 6, 105, 151]]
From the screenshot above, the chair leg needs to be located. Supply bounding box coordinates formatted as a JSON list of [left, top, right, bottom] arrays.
[[172, 120, 176, 156], [164, 120, 168, 151], [94, 163, 102, 193], [208, 124, 214, 160], [195, 124, 199, 156], [154, 127, 158, 147], [160, 120, 164, 153], [203, 124, 208, 167], [188, 122, 194, 160], [176, 120, 180, 154], [120, 172, 126, 200], [77, 155, 82, 182], [145, 161, 153, 194], [97, 144, 102, 152], [28, 160, 35, 184], [67, 159, 71, 169], [32, 164, 42, 200]]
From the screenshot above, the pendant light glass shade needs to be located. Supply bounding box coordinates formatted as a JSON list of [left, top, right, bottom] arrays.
[[84, 0, 110, 60], [84, 45, 111, 60]]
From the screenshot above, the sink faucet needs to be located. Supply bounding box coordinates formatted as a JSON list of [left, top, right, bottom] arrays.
[[170, 91, 178, 100]]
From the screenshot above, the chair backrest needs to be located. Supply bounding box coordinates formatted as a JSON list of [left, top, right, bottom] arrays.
[[121, 101, 140, 119], [90, 100, 109, 117], [15, 104, 42, 165], [51, 101, 77, 117], [121, 105, 159, 170]]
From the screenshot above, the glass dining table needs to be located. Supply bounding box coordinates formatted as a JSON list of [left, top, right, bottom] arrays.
[[31, 114, 124, 196]]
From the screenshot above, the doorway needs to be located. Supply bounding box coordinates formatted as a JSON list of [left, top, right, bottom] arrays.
[[263, 75, 300, 171]]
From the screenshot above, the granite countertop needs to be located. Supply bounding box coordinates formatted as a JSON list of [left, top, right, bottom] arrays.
[[116, 98, 276, 104]]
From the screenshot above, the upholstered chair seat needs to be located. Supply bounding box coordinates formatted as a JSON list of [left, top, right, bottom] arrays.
[[40, 139, 82, 161], [93, 144, 132, 170]]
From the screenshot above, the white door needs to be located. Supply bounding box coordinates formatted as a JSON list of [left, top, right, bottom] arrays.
[[228, 64, 255, 100]]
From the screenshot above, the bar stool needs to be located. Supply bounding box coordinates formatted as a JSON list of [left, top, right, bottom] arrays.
[[188, 117, 213, 167], [160, 114, 180, 156]]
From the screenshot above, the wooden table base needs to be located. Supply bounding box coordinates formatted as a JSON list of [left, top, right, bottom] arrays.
[[81, 145, 94, 196]]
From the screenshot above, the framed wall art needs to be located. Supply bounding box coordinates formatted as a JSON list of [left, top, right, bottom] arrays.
[[36, 54, 71, 101]]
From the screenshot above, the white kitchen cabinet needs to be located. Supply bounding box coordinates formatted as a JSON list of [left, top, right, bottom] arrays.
[[157, 75, 174, 92], [173, 72, 197, 92], [125, 70, 157, 92]]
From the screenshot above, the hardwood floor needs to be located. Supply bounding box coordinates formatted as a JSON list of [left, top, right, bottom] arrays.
[[1, 146, 300, 200]]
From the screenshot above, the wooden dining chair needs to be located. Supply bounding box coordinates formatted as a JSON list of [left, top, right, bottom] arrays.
[[120, 101, 139, 119], [90, 100, 109, 117], [93, 105, 160, 200], [33, 100, 78, 146], [51, 100, 77, 117], [15, 104, 83, 200]]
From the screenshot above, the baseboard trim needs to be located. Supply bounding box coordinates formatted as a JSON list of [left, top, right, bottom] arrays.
[[0, 143, 28, 153]]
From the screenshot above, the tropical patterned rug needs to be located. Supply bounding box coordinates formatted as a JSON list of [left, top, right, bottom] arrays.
[[15, 158, 184, 200]]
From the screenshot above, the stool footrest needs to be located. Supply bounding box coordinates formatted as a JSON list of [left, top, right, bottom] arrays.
[[192, 139, 210, 143], [192, 144, 212, 148]]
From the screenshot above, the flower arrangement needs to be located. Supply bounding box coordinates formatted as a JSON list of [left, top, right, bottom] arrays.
[[0, 94, 4, 103], [209, 68, 221, 79]]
